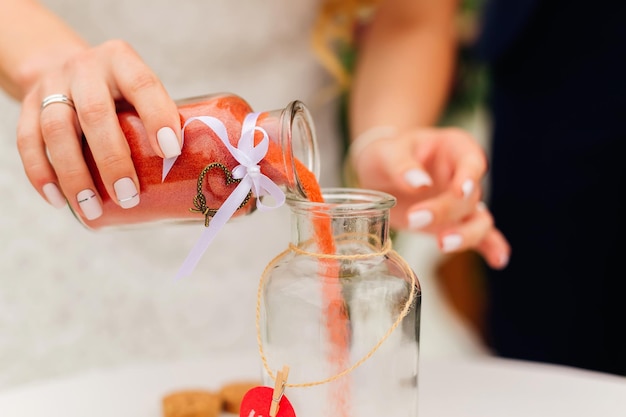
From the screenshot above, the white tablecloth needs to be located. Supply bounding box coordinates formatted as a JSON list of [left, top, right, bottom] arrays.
[[0, 352, 624, 417]]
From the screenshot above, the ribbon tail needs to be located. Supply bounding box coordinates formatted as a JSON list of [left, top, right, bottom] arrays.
[[255, 175, 286, 211], [174, 179, 253, 279], [162, 157, 177, 182]]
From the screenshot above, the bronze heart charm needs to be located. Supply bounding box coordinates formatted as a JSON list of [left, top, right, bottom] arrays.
[[190, 162, 252, 227]]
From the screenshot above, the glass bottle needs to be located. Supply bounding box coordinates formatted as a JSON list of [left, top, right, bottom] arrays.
[[74, 93, 319, 229], [258, 188, 421, 417]]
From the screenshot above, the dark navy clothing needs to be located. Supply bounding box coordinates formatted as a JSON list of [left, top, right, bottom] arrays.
[[476, 0, 626, 375]]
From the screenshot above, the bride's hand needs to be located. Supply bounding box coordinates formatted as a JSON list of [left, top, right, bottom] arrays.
[[17, 40, 182, 219], [352, 126, 510, 269]]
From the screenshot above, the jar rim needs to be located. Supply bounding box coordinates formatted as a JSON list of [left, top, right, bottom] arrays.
[[287, 187, 397, 212]]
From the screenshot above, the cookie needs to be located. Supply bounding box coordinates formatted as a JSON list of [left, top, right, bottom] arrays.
[[162, 390, 222, 417], [219, 381, 262, 414]]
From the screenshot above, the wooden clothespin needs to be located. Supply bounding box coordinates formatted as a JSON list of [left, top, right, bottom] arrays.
[[269, 365, 290, 417]]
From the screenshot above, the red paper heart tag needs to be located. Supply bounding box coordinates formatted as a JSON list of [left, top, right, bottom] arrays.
[[239, 386, 296, 417]]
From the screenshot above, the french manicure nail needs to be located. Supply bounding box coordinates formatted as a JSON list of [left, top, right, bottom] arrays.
[[461, 179, 474, 199], [404, 169, 433, 189], [442, 234, 463, 253], [157, 127, 181, 158], [77, 189, 102, 220], [43, 183, 66, 208], [408, 210, 433, 230], [114, 177, 140, 209]]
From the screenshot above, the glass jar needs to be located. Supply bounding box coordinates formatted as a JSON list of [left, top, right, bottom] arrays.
[[258, 188, 421, 417], [74, 93, 319, 229]]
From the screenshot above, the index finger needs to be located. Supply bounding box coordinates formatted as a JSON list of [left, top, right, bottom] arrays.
[[108, 40, 182, 159]]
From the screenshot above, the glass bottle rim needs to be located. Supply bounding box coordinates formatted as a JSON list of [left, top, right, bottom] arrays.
[[280, 100, 320, 198], [287, 187, 396, 213]]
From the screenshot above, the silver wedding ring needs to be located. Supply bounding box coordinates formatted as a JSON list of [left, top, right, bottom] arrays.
[[41, 93, 75, 111]]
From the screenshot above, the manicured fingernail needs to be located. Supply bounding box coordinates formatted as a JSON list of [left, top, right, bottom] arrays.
[[43, 183, 66, 208], [498, 253, 510, 268], [114, 177, 140, 209], [461, 179, 474, 199], [404, 169, 433, 189], [77, 189, 102, 220], [157, 127, 181, 158], [408, 209, 433, 230], [442, 234, 463, 252]]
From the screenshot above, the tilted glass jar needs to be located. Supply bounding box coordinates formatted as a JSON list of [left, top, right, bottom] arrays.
[[258, 188, 421, 417], [74, 93, 319, 229]]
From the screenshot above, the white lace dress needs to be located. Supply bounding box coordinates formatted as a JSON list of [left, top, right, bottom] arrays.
[[0, 0, 343, 389]]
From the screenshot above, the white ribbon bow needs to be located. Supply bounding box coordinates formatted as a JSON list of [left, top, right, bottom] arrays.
[[163, 112, 286, 279]]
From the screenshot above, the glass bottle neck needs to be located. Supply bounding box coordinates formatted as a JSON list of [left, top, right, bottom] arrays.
[[257, 100, 319, 200], [176, 93, 320, 201]]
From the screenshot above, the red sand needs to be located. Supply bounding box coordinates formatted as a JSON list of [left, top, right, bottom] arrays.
[[294, 162, 351, 416]]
